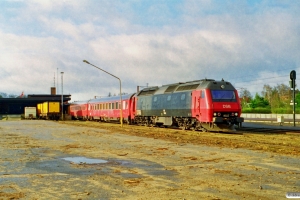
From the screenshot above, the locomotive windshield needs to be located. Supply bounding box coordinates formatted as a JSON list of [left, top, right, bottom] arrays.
[[211, 90, 236, 102]]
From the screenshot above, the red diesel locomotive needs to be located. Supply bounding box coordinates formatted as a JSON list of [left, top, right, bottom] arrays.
[[70, 79, 244, 131]]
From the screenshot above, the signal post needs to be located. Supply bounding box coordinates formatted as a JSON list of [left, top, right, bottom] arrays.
[[290, 70, 296, 127]]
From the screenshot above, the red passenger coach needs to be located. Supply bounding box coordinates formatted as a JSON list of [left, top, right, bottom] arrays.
[[70, 93, 136, 123], [69, 101, 89, 120]]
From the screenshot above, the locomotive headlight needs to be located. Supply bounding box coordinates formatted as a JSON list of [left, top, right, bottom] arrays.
[[214, 113, 217, 116], [235, 113, 238, 116], [217, 113, 221, 117]]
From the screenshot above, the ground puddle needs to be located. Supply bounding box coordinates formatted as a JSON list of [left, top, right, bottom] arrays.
[[62, 157, 108, 164]]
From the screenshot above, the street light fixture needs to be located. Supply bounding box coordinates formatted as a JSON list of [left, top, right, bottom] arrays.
[[83, 60, 123, 127], [61, 71, 64, 120]]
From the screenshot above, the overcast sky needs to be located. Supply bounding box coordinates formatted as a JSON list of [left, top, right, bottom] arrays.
[[1, 0, 299, 101]]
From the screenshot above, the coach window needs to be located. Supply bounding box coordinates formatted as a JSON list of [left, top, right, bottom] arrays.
[[112, 102, 115, 109], [181, 94, 186, 100], [116, 102, 119, 109]]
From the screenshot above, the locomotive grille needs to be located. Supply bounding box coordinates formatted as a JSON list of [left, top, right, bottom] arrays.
[[218, 112, 238, 118]]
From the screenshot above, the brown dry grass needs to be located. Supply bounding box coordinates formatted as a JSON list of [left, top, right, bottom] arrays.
[[60, 121, 300, 156]]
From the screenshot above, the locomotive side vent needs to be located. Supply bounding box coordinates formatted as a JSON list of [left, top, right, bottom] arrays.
[[139, 90, 156, 96], [176, 84, 199, 91], [164, 85, 178, 93], [138, 87, 159, 96]]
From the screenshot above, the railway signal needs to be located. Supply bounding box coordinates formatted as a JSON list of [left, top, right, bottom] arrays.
[[290, 70, 296, 127]]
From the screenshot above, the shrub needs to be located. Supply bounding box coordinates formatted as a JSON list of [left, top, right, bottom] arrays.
[[271, 107, 300, 114], [242, 107, 271, 114]]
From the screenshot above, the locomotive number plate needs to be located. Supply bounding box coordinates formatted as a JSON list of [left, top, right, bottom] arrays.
[[223, 114, 229, 117]]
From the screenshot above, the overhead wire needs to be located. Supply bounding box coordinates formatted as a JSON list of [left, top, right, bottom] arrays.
[[228, 67, 297, 83]]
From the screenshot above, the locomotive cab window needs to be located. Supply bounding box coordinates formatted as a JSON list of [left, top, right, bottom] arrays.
[[201, 90, 205, 98], [211, 90, 236, 102]]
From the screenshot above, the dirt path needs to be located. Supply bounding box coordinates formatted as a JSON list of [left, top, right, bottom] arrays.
[[0, 120, 299, 199]]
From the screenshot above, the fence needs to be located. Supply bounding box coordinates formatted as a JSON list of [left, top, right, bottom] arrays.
[[241, 113, 300, 123]]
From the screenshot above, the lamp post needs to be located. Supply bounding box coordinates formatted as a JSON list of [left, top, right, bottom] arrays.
[[83, 60, 123, 127], [61, 72, 64, 121]]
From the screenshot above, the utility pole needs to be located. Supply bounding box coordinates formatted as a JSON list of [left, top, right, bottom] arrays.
[[61, 72, 64, 120]]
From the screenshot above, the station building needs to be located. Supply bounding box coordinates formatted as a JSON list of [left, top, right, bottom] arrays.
[[0, 87, 71, 119]]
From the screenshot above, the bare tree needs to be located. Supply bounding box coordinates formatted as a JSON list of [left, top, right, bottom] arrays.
[[239, 88, 252, 108]]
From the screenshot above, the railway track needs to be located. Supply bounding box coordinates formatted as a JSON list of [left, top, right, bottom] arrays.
[[70, 119, 300, 135], [235, 126, 300, 134]]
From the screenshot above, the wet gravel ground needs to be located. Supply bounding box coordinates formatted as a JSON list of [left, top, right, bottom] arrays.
[[0, 120, 299, 199]]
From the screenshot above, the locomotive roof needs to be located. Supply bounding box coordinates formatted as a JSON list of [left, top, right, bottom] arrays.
[[137, 79, 235, 96]]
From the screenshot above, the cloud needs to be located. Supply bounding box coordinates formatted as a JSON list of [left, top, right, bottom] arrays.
[[0, 0, 300, 101]]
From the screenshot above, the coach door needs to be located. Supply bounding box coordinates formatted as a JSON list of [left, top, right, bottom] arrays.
[[199, 90, 209, 122], [129, 96, 136, 123], [193, 91, 201, 121]]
